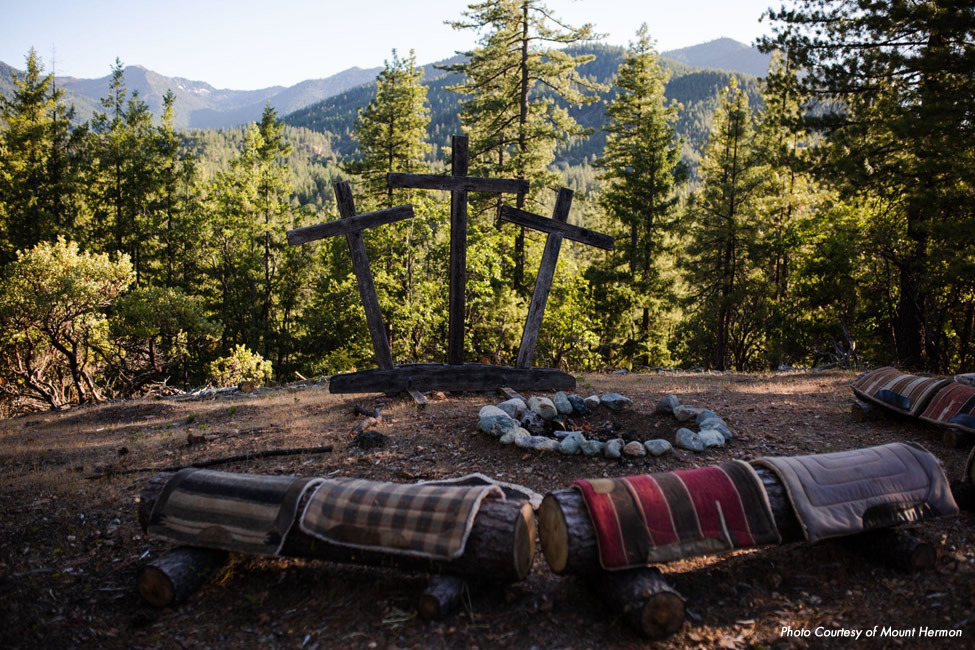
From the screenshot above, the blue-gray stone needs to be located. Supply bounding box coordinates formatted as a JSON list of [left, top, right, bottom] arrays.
[[644, 439, 673, 456], [600, 393, 633, 412], [623, 441, 647, 457], [580, 440, 605, 456], [496, 398, 527, 419], [695, 409, 719, 424], [567, 394, 589, 415], [604, 438, 624, 459], [528, 396, 558, 420], [479, 405, 508, 419], [552, 391, 573, 415], [479, 414, 518, 437], [519, 410, 546, 435], [700, 417, 733, 440], [584, 395, 601, 410], [558, 437, 582, 455], [699, 429, 726, 448], [655, 394, 680, 415], [675, 427, 706, 452], [500, 428, 530, 445], [673, 405, 701, 422]]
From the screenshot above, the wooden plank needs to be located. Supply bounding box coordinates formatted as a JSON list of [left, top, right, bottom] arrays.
[[328, 363, 576, 394], [448, 135, 469, 366], [499, 205, 614, 250], [387, 172, 528, 195], [407, 389, 428, 408], [497, 386, 525, 401], [334, 181, 394, 370], [286, 204, 414, 246], [516, 188, 572, 369]]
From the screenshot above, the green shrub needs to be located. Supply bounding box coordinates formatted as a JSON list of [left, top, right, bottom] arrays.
[[207, 345, 273, 386]]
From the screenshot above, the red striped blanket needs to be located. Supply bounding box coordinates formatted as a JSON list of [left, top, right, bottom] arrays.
[[851, 367, 950, 416], [919, 382, 975, 433], [571, 461, 780, 570]]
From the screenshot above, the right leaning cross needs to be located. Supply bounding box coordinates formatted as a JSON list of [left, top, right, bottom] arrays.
[[499, 187, 614, 369]]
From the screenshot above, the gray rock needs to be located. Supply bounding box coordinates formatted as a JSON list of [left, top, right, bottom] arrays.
[[655, 394, 681, 414], [519, 410, 546, 435], [479, 414, 518, 437], [695, 409, 718, 424], [584, 395, 601, 410], [644, 439, 673, 456], [699, 429, 726, 448], [558, 436, 582, 455], [675, 427, 706, 452], [673, 405, 701, 422], [623, 441, 647, 457], [552, 391, 573, 415], [580, 440, 605, 456], [604, 438, 624, 459], [479, 405, 508, 419], [567, 394, 589, 415], [499, 427, 530, 445], [600, 393, 633, 412], [534, 438, 561, 452], [496, 398, 527, 419], [528, 396, 558, 420], [699, 417, 733, 440]]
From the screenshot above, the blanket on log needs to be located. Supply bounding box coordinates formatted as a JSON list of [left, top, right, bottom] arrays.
[[299, 478, 503, 560], [146, 468, 322, 555], [571, 461, 780, 570], [919, 382, 975, 434], [851, 367, 950, 416], [752, 442, 958, 543]]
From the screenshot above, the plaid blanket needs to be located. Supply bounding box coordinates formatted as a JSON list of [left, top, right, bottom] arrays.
[[147, 468, 322, 555], [919, 382, 975, 433], [571, 461, 780, 570], [752, 442, 958, 543], [851, 367, 950, 416], [299, 478, 503, 560]]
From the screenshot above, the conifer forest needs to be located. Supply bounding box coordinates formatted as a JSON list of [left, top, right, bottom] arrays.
[[1, 0, 973, 415]]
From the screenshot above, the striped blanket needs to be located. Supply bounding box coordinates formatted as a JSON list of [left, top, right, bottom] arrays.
[[752, 442, 958, 543], [299, 478, 503, 560], [919, 382, 975, 433], [147, 468, 322, 555], [571, 461, 780, 570], [851, 367, 950, 416]]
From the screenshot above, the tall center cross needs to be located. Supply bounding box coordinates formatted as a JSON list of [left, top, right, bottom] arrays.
[[388, 135, 528, 365]]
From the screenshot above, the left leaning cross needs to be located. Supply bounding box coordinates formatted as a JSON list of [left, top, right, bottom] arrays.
[[287, 181, 415, 370]]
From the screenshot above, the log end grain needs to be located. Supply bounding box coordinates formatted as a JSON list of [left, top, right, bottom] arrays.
[[136, 546, 228, 608], [512, 501, 537, 581], [539, 493, 570, 574], [417, 575, 466, 620]]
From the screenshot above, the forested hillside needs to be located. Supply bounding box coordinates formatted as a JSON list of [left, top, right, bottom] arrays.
[[1, 0, 973, 417]]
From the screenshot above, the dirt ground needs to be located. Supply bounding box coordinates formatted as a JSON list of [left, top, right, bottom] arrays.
[[1, 370, 972, 649]]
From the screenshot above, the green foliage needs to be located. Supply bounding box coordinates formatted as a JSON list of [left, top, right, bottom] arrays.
[[0, 238, 133, 411], [345, 50, 430, 209], [207, 344, 273, 386]]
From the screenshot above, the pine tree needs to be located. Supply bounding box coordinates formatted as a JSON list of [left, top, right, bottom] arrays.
[[682, 79, 767, 370], [345, 50, 430, 209], [447, 0, 603, 290], [0, 49, 87, 263], [593, 25, 686, 365]]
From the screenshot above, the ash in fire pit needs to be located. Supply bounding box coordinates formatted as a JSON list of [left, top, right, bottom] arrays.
[[477, 391, 734, 459]]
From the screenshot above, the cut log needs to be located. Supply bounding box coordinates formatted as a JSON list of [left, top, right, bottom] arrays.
[[136, 546, 228, 608], [417, 574, 466, 620], [841, 528, 937, 572], [950, 480, 975, 512], [588, 568, 685, 640], [138, 473, 535, 583], [541, 469, 936, 574], [942, 427, 975, 450], [851, 398, 881, 422]]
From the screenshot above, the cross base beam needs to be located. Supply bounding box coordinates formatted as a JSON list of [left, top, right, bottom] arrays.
[[328, 363, 575, 394]]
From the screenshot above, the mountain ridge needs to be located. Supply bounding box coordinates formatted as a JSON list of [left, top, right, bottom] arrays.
[[0, 38, 769, 130]]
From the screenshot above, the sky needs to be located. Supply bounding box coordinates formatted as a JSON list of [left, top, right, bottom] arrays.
[[1, 0, 778, 90]]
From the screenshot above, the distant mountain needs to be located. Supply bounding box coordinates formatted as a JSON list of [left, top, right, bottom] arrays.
[[284, 42, 763, 169], [0, 61, 381, 129], [661, 38, 772, 79]]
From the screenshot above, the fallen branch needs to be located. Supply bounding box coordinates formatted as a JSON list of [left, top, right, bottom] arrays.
[[87, 445, 334, 478], [351, 404, 383, 437]]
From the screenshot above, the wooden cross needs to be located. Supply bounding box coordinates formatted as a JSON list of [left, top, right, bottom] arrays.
[[387, 135, 529, 365], [499, 187, 614, 369], [286, 181, 414, 370]]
